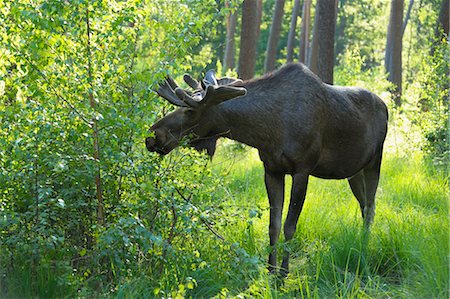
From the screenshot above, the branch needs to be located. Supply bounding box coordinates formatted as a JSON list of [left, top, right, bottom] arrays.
[[175, 187, 225, 241], [86, 6, 104, 226]]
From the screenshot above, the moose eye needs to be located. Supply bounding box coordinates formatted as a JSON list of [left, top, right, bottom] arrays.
[[185, 109, 196, 117]]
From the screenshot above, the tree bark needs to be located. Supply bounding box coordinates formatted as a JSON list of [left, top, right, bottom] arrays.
[[287, 0, 302, 62], [256, 0, 263, 40], [334, 0, 347, 60], [310, 0, 337, 84], [223, 1, 237, 72], [385, 0, 404, 106], [402, 0, 414, 35], [238, 0, 259, 80], [307, 0, 318, 71], [299, 0, 311, 64], [265, 0, 286, 72], [435, 0, 449, 40]]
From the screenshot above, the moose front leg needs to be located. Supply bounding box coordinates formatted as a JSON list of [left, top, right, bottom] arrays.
[[264, 169, 285, 273], [280, 172, 309, 276]]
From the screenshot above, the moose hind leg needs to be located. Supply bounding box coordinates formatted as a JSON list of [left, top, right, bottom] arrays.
[[362, 154, 383, 226], [348, 170, 367, 220], [264, 170, 285, 273], [280, 172, 309, 277]]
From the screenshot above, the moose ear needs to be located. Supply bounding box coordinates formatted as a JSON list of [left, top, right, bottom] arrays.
[[217, 77, 244, 86], [204, 85, 247, 106], [204, 70, 218, 86]]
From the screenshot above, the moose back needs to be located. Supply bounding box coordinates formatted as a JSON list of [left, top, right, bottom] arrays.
[[145, 63, 388, 275]]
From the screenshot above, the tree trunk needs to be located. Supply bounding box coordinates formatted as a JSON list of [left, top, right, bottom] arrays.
[[256, 0, 263, 40], [402, 0, 414, 35], [264, 0, 286, 72], [223, 1, 237, 72], [287, 0, 302, 62], [307, 0, 318, 71], [334, 0, 347, 60], [385, 0, 404, 106], [310, 0, 337, 84], [238, 0, 259, 80], [299, 0, 311, 64], [435, 0, 449, 40]]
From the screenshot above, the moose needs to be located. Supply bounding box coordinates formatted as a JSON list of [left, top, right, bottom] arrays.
[[146, 63, 388, 276]]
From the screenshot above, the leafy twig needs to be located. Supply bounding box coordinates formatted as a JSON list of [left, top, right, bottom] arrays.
[[175, 187, 225, 241]]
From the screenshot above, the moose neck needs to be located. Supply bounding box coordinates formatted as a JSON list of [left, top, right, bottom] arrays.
[[201, 82, 282, 152]]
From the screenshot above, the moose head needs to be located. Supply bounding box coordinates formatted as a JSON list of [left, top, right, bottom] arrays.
[[145, 71, 246, 156]]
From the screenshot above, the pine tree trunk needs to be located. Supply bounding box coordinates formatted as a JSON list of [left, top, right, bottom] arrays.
[[299, 0, 311, 64], [435, 0, 449, 40], [238, 0, 259, 80], [402, 0, 414, 35], [256, 0, 263, 40], [307, 0, 318, 71], [287, 0, 302, 62], [310, 0, 336, 84], [386, 0, 404, 106], [334, 0, 346, 60], [223, 1, 237, 72], [265, 0, 286, 72]]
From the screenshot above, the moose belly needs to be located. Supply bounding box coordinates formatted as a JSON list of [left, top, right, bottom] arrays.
[[311, 148, 373, 179]]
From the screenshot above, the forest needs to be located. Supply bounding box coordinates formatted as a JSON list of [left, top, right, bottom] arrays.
[[0, 0, 448, 298]]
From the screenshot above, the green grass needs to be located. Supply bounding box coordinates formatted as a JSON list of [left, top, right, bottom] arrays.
[[204, 145, 449, 298]]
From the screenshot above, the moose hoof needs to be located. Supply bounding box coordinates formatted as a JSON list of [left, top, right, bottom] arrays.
[[268, 264, 277, 275], [279, 267, 289, 278]]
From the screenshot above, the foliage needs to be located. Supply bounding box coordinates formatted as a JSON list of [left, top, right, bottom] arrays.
[[0, 0, 233, 296], [0, 0, 448, 297], [414, 39, 449, 170], [335, 0, 387, 69]]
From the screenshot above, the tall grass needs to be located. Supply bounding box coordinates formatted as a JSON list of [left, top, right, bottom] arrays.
[[208, 144, 449, 298]]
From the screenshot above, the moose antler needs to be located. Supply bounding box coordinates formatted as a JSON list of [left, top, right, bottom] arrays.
[[155, 71, 246, 108], [156, 78, 189, 107]]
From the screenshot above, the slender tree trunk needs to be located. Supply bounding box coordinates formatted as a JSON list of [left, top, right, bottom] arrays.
[[431, 0, 449, 86], [238, 0, 259, 80], [434, 0, 449, 41], [287, 0, 302, 62], [310, 0, 337, 84], [32, 142, 39, 294], [307, 0, 318, 70], [223, 1, 237, 72], [385, 9, 394, 72], [385, 0, 404, 106], [334, 0, 346, 60], [299, 0, 311, 63], [265, 0, 286, 72], [256, 0, 263, 40], [86, 8, 104, 225], [402, 0, 414, 35]]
